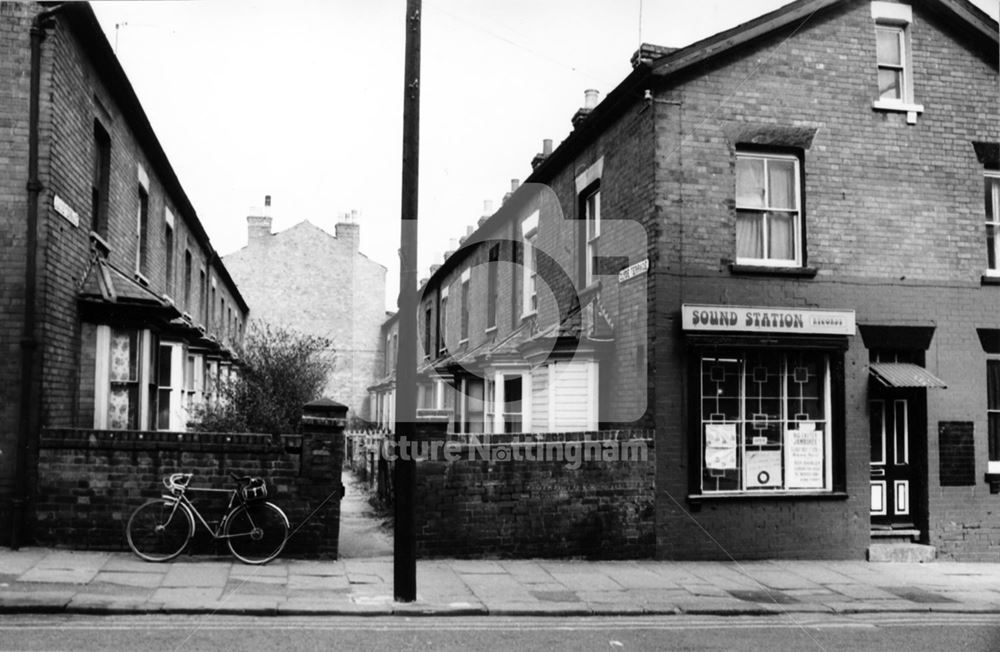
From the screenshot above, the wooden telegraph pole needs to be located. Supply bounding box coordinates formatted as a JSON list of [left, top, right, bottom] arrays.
[[393, 0, 420, 603]]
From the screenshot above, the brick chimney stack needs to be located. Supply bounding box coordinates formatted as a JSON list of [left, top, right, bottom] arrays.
[[247, 195, 273, 245], [335, 209, 360, 251]]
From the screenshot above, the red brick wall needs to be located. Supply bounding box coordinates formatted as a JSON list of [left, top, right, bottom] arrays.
[[414, 430, 656, 558], [33, 427, 343, 556], [649, 2, 1000, 559]]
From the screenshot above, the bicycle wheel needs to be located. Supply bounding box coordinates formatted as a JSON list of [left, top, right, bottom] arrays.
[[126, 498, 193, 562], [224, 501, 289, 564]]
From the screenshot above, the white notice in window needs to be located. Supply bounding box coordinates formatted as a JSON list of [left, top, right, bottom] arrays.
[[705, 423, 737, 470], [786, 428, 825, 489]]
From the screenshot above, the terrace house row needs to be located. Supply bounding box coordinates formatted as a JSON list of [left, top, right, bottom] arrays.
[[372, 0, 1000, 560], [1, 3, 248, 544]]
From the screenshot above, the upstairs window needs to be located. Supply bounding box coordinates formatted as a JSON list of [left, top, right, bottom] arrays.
[[521, 211, 539, 317], [736, 152, 801, 266], [584, 187, 601, 286], [986, 173, 1000, 274], [486, 245, 499, 330], [183, 250, 193, 312], [875, 25, 906, 102], [460, 270, 470, 342], [439, 288, 448, 354], [870, 2, 920, 121], [91, 121, 110, 238], [136, 186, 149, 277], [164, 209, 175, 297], [423, 305, 432, 358]]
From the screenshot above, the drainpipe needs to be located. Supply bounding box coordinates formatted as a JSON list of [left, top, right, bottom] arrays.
[[11, 5, 64, 550]]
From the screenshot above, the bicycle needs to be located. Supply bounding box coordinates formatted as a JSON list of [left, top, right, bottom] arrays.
[[126, 472, 290, 565]]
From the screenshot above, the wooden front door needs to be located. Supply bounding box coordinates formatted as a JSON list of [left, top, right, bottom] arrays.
[[870, 394, 916, 529]]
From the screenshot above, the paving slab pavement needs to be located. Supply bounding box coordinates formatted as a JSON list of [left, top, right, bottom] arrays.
[[2, 547, 1000, 616]]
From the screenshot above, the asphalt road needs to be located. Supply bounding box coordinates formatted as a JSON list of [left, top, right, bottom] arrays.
[[2, 614, 999, 651]]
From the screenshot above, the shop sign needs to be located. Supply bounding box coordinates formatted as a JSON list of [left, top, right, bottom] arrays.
[[682, 304, 855, 336]]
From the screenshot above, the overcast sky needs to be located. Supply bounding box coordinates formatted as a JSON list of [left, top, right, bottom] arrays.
[[90, 0, 999, 311]]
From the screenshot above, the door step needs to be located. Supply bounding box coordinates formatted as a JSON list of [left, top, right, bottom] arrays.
[[870, 528, 920, 543], [868, 541, 936, 563]]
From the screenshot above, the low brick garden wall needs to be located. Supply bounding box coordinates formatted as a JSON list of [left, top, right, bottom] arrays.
[[412, 426, 656, 559], [32, 404, 346, 557]]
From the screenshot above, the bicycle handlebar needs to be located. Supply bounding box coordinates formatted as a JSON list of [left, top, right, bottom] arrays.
[[164, 472, 193, 492]]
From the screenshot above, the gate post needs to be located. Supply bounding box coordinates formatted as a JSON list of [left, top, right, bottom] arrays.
[[297, 398, 348, 557]]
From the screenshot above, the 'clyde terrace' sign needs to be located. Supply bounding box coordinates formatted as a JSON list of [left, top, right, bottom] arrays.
[[682, 304, 856, 336]]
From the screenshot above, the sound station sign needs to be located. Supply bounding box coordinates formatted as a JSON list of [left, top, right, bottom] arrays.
[[682, 304, 855, 336]]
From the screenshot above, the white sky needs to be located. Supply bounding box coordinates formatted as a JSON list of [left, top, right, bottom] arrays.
[[90, 0, 999, 311]]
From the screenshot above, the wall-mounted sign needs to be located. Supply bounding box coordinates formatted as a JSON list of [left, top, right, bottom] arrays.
[[53, 195, 79, 228], [682, 304, 855, 336], [618, 258, 649, 284]]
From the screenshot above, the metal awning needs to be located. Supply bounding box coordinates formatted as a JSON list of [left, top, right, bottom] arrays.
[[869, 362, 947, 389]]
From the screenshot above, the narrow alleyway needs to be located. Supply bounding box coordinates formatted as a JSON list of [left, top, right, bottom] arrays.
[[337, 469, 393, 558]]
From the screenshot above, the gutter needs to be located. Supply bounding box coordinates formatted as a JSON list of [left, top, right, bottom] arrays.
[[11, 4, 66, 550]]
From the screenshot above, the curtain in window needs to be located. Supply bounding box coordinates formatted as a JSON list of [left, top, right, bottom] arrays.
[[767, 160, 795, 209], [736, 158, 765, 208], [736, 211, 763, 259], [769, 213, 794, 260]]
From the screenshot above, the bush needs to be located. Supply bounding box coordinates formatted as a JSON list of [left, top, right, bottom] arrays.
[[191, 322, 334, 435]]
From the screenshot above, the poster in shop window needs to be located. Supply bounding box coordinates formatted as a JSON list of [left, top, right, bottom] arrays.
[[786, 424, 825, 489], [705, 423, 736, 470], [745, 449, 783, 488]]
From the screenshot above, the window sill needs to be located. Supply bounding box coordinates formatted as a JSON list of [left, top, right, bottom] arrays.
[[729, 264, 818, 278], [688, 491, 848, 503], [458, 338, 469, 348], [872, 100, 924, 124], [520, 311, 537, 322], [134, 272, 150, 287], [485, 326, 497, 335], [982, 274, 1000, 286]]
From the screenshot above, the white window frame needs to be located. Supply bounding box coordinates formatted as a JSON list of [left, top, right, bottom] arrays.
[[870, 2, 923, 122], [735, 152, 802, 267], [521, 211, 539, 318], [986, 172, 1000, 276], [156, 342, 185, 431]]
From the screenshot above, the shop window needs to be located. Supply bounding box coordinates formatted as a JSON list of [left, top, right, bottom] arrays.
[[988, 359, 1000, 474], [699, 351, 833, 493], [986, 173, 1000, 275], [736, 152, 801, 266]]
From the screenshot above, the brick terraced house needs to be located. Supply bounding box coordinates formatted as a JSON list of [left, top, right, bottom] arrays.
[[373, 0, 1000, 560], [1, 3, 249, 545]]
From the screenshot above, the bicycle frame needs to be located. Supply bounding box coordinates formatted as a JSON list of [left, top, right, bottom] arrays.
[[161, 486, 249, 540]]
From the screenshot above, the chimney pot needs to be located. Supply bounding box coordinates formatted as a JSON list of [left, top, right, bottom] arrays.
[[483, 200, 493, 216], [543, 138, 553, 155], [264, 195, 271, 207], [466, 225, 475, 237], [584, 89, 600, 109], [510, 178, 520, 192]]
